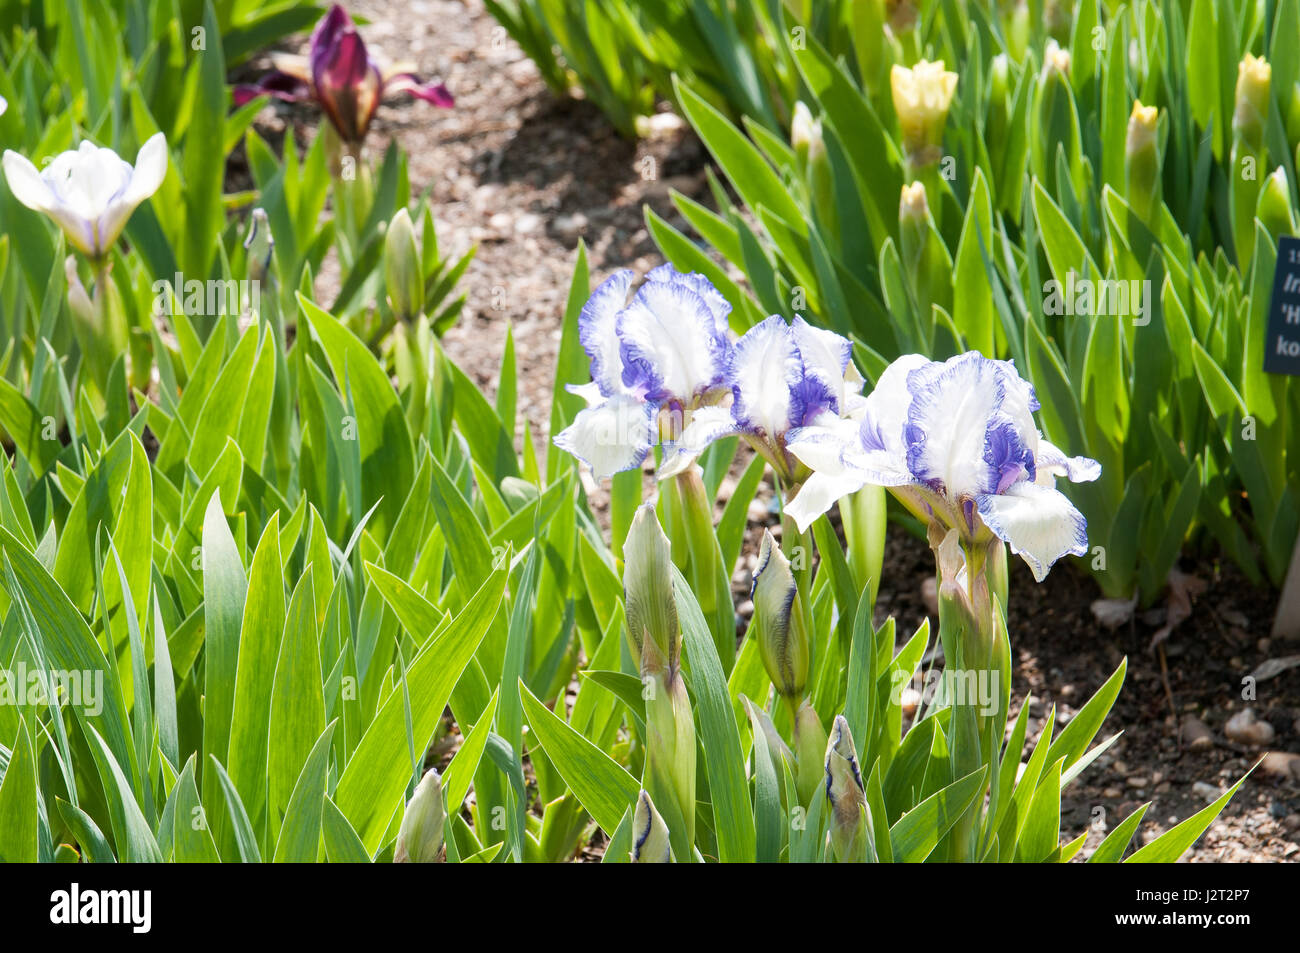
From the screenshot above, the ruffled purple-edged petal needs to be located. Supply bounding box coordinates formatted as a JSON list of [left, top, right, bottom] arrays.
[[975, 482, 1089, 582], [658, 405, 737, 479], [1035, 439, 1101, 484], [984, 412, 1037, 494], [904, 351, 1012, 499], [553, 394, 657, 480], [232, 72, 313, 107], [578, 270, 634, 397], [728, 316, 803, 438], [990, 356, 1041, 460], [617, 276, 730, 402], [385, 73, 454, 108], [645, 264, 731, 338], [791, 316, 853, 413]]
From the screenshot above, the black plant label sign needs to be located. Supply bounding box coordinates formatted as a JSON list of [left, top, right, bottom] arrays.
[[1265, 235, 1300, 376]]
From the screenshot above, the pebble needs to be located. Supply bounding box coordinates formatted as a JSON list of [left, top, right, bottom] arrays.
[[1259, 751, 1300, 782], [1193, 781, 1223, 802], [1224, 708, 1275, 747], [514, 212, 542, 234], [1103, 786, 1122, 798], [1126, 776, 1148, 789], [900, 687, 921, 718], [1180, 713, 1213, 750], [635, 112, 687, 138], [552, 212, 588, 241]]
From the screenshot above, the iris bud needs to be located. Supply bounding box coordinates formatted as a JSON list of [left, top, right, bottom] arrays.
[[1233, 54, 1271, 154], [385, 208, 424, 321], [793, 698, 828, 807], [891, 59, 958, 169], [751, 530, 810, 702], [824, 715, 871, 863], [1232, 55, 1272, 266], [243, 207, 274, 284], [899, 181, 931, 249], [394, 767, 445, 863], [792, 102, 816, 170], [624, 504, 679, 671], [1041, 39, 1071, 82], [1257, 166, 1297, 240], [630, 790, 674, 863], [1125, 101, 1162, 225]]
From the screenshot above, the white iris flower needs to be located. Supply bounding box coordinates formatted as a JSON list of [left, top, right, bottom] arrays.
[[2, 133, 168, 260]]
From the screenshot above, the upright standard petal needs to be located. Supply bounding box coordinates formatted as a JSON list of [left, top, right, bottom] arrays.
[[790, 316, 853, 413], [905, 352, 1019, 499], [855, 352, 928, 464], [728, 316, 803, 440], [644, 263, 732, 338], [552, 393, 656, 480], [93, 133, 168, 253], [124, 133, 168, 206], [578, 269, 634, 397], [617, 277, 729, 402], [975, 481, 1089, 582]]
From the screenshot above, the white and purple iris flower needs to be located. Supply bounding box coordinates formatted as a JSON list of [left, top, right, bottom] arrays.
[[233, 4, 452, 147], [1, 134, 168, 260], [726, 313, 867, 482], [555, 266, 867, 483], [554, 265, 735, 480], [785, 351, 1100, 581]]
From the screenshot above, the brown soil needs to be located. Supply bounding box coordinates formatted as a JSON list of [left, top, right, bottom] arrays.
[[240, 0, 1298, 862]]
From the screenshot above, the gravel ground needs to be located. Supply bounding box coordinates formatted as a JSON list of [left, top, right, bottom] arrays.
[[242, 0, 1297, 862]]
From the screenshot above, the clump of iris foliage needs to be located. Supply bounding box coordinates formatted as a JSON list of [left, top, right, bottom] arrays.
[[0, 0, 1259, 864]]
